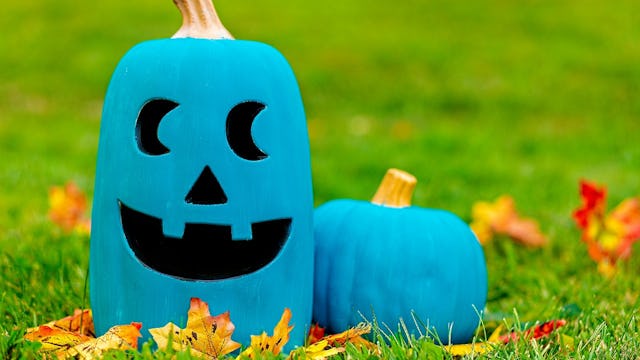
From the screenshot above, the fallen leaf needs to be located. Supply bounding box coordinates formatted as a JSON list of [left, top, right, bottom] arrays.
[[26, 309, 94, 338], [573, 180, 606, 230], [149, 297, 241, 359], [240, 308, 293, 359], [67, 322, 142, 359], [289, 323, 376, 360], [444, 324, 503, 356], [469, 220, 493, 245], [444, 320, 567, 356], [48, 181, 91, 235], [24, 325, 93, 358], [444, 341, 495, 356], [607, 198, 640, 257], [499, 319, 567, 343], [470, 195, 547, 247], [320, 323, 377, 352], [572, 180, 640, 275], [526, 319, 568, 341], [307, 324, 325, 345], [289, 339, 345, 360]]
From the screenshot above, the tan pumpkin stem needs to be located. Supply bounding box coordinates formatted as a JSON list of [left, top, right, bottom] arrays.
[[172, 0, 234, 39], [371, 168, 417, 208]]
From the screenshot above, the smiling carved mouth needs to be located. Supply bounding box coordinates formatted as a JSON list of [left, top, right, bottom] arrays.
[[119, 201, 291, 280]]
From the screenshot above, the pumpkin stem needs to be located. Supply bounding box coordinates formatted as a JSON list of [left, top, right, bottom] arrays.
[[371, 168, 417, 208], [172, 0, 234, 39]]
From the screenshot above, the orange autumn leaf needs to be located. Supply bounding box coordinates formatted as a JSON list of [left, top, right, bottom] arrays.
[[48, 181, 91, 235], [572, 180, 640, 274], [320, 323, 377, 352], [27, 309, 94, 338], [607, 198, 640, 257], [67, 322, 142, 359], [241, 308, 293, 359], [24, 320, 140, 360], [24, 309, 94, 358], [24, 325, 93, 358], [290, 323, 376, 360], [149, 297, 241, 359], [470, 195, 547, 247]]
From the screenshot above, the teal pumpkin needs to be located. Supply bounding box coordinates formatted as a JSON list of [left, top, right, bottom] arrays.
[[90, 0, 313, 347], [313, 169, 487, 344]]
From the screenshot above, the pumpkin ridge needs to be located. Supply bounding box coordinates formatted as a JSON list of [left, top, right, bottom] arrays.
[[314, 200, 351, 328], [336, 201, 367, 330]]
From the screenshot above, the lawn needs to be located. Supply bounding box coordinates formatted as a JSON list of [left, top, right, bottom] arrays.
[[1, 0, 640, 358]]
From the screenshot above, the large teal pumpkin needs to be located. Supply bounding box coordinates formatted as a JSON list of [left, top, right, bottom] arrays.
[[90, 0, 313, 347], [313, 169, 487, 344]]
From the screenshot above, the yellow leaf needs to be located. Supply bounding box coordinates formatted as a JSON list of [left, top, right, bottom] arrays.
[[288, 323, 378, 359], [470, 220, 492, 245], [471, 195, 547, 247], [241, 308, 293, 359], [149, 297, 241, 359], [487, 325, 504, 343], [66, 322, 142, 359], [443, 325, 503, 356], [289, 340, 345, 360], [444, 342, 495, 356], [149, 322, 182, 351], [24, 325, 92, 358], [48, 182, 91, 234]]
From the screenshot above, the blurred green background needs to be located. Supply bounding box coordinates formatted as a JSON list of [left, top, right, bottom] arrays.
[[0, 0, 639, 339]]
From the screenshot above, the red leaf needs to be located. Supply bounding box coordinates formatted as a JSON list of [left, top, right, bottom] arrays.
[[308, 323, 325, 345], [499, 319, 567, 343], [48, 182, 91, 234], [572, 180, 606, 230]]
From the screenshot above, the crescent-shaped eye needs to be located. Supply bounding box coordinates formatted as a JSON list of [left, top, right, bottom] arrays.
[[226, 101, 268, 161], [135, 99, 179, 155]]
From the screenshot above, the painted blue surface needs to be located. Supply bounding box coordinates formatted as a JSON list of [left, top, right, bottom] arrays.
[[313, 200, 487, 344], [90, 38, 313, 348]]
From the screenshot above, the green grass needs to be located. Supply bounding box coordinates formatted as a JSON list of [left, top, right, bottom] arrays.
[[1, 0, 640, 358]]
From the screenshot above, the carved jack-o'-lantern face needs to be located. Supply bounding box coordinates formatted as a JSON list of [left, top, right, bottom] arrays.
[[121, 99, 292, 280], [89, 0, 313, 347]]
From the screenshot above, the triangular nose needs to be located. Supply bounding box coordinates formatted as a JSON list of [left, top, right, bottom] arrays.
[[185, 166, 228, 205]]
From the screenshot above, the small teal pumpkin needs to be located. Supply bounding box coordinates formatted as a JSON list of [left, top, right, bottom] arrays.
[[90, 0, 313, 347], [313, 169, 487, 344]]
